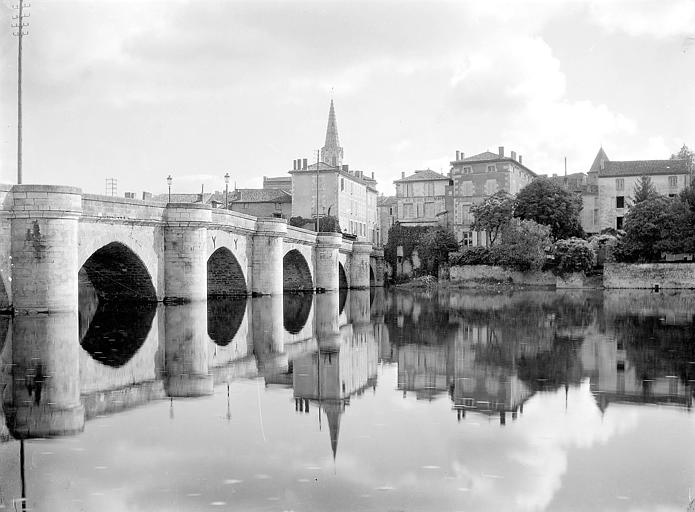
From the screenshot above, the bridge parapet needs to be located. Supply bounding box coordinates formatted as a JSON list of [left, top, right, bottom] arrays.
[[82, 194, 166, 222]]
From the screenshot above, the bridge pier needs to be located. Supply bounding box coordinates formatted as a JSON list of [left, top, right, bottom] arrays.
[[165, 302, 214, 397], [316, 291, 341, 352], [164, 203, 212, 302], [350, 241, 373, 289], [315, 233, 342, 291], [10, 185, 82, 314], [252, 295, 287, 375], [10, 313, 85, 437], [252, 219, 287, 295]]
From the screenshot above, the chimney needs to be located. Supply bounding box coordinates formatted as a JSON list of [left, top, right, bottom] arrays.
[[511, 151, 517, 161], [498, 146, 504, 157], [371, 171, 374, 179], [456, 150, 460, 160], [302, 158, 307, 170], [460, 151, 465, 159], [401, 171, 405, 179], [342, 164, 348, 172], [519, 155, 523, 165], [142, 191, 152, 200]]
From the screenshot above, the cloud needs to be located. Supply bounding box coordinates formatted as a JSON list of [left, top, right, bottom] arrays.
[[588, 0, 695, 39]]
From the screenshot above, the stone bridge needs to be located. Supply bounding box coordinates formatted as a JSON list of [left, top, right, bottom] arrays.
[[0, 184, 385, 314]]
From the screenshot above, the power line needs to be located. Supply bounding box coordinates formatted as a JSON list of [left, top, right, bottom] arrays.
[[12, 0, 30, 185]]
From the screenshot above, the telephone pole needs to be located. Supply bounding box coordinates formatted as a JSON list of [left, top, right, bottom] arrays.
[[12, 0, 30, 185]]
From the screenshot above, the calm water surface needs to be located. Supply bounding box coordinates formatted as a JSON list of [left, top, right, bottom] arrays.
[[1, 288, 694, 511]]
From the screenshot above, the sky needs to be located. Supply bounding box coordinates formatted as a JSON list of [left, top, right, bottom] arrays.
[[1, 0, 694, 198]]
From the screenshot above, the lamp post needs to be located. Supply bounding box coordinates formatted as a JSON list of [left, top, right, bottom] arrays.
[[224, 172, 230, 209], [166, 174, 173, 203]]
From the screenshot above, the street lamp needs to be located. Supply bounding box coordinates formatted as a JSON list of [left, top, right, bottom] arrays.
[[224, 172, 230, 209], [166, 174, 173, 203]]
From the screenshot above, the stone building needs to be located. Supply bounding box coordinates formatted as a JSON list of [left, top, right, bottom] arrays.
[[594, 148, 690, 230], [547, 172, 600, 235], [228, 188, 292, 218], [289, 100, 379, 242], [262, 176, 292, 192], [392, 170, 450, 228], [377, 195, 397, 245], [450, 147, 536, 246]]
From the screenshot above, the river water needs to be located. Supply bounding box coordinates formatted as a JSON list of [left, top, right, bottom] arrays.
[[0, 288, 694, 511]]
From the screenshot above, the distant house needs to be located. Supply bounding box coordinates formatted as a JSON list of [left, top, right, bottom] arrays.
[[393, 169, 450, 229], [377, 195, 397, 245], [229, 188, 292, 219], [595, 148, 690, 230], [262, 176, 292, 192], [450, 146, 536, 246], [547, 171, 600, 235]]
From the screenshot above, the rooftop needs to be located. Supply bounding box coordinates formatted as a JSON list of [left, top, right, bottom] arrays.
[[599, 159, 689, 177], [231, 188, 292, 203], [393, 169, 449, 183]]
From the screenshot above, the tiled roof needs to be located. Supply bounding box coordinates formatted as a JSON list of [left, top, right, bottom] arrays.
[[460, 151, 501, 162], [377, 195, 397, 207], [231, 189, 292, 203], [599, 159, 689, 177], [393, 169, 449, 183]]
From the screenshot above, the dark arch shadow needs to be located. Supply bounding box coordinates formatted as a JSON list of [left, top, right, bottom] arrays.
[[208, 247, 247, 297], [369, 265, 376, 286], [207, 297, 248, 346], [79, 243, 158, 367], [283, 250, 313, 292], [339, 288, 348, 315], [338, 262, 348, 289], [0, 277, 9, 312], [284, 294, 313, 334], [81, 242, 157, 303], [0, 315, 9, 355], [79, 301, 157, 367]]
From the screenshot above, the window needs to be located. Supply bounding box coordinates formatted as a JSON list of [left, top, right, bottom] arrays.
[[485, 179, 497, 195], [616, 178, 624, 191], [424, 202, 435, 217], [616, 216, 623, 230], [426, 182, 435, 196], [463, 166, 472, 174], [405, 182, 413, 197], [404, 203, 414, 218], [487, 164, 496, 173], [593, 208, 598, 225], [462, 181, 473, 196], [461, 232, 473, 247], [341, 178, 344, 191], [669, 175, 678, 187], [616, 196, 625, 208], [389, 207, 393, 215]]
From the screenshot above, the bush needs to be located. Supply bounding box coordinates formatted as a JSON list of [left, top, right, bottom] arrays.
[[550, 238, 595, 275], [588, 233, 619, 265], [449, 246, 491, 266]]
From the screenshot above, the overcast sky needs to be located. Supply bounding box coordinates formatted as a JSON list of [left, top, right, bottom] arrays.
[[1, 0, 694, 197]]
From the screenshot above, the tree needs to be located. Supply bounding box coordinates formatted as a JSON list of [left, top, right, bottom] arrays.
[[671, 144, 694, 173], [614, 196, 690, 262], [513, 177, 584, 241], [470, 191, 514, 246], [289, 215, 342, 233], [416, 227, 459, 276], [492, 219, 552, 271], [631, 175, 659, 204]]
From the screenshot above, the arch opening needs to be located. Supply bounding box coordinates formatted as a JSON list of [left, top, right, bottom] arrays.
[[80, 242, 157, 303], [79, 242, 157, 367], [0, 277, 9, 312], [207, 247, 247, 297], [338, 262, 348, 290], [284, 294, 313, 334], [208, 297, 247, 346], [283, 250, 313, 292], [369, 265, 376, 287]]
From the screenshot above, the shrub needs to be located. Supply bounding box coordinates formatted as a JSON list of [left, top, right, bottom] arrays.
[[551, 238, 595, 275], [449, 246, 491, 266]]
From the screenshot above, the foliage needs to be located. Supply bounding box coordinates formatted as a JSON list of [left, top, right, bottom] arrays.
[[384, 223, 431, 271], [550, 238, 595, 275], [416, 228, 459, 276], [614, 196, 693, 262], [470, 191, 514, 246], [588, 233, 619, 265], [448, 220, 551, 272], [449, 246, 491, 266], [630, 175, 659, 204], [288, 215, 342, 233], [513, 177, 584, 240], [671, 144, 694, 173]]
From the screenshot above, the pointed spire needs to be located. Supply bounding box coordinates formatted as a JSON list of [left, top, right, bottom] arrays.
[[321, 100, 344, 168], [323, 400, 344, 460], [589, 147, 609, 173]]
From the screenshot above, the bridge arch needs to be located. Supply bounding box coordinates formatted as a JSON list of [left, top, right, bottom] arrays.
[[80, 242, 157, 303], [369, 264, 376, 287], [207, 247, 247, 297], [283, 249, 314, 292], [338, 262, 348, 289], [284, 294, 313, 334], [0, 276, 9, 311]]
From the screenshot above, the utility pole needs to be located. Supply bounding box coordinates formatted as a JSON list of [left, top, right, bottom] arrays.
[[12, 0, 30, 185]]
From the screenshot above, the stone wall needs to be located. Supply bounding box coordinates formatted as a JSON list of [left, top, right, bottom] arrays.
[[449, 265, 556, 286], [604, 262, 695, 289]]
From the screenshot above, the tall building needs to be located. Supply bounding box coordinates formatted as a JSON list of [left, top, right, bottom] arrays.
[[289, 101, 379, 242], [547, 171, 599, 235], [377, 195, 397, 245], [392, 170, 450, 228], [450, 147, 536, 246]]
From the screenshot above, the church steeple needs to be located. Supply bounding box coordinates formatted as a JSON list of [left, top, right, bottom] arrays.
[[321, 100, 344, 168]]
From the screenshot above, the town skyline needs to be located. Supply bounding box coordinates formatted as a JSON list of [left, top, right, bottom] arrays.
[[1, 0, 694, 196]]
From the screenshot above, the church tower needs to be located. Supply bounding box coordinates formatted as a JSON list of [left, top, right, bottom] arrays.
[[320, 100, 344, 168]]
